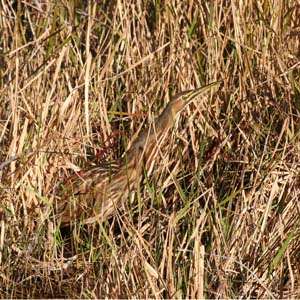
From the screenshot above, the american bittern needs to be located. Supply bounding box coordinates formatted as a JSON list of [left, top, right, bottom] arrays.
[[56, 82, 219, 225]]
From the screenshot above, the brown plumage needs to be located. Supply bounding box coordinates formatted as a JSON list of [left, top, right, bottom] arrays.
[[56, 82, 219, 225]]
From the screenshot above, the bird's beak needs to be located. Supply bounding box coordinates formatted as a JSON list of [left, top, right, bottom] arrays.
[[171, 80, 221, 115]]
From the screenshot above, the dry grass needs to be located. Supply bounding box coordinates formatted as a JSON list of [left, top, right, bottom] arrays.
[[1, 0, 300, 298]]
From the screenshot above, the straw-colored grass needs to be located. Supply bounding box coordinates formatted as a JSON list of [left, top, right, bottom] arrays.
[[1, 0, 300, 298]]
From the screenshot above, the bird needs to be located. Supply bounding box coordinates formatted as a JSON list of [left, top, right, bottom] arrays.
[[56, 82, 219, 226]]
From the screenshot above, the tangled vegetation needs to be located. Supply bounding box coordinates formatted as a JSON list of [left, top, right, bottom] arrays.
[[1, 1, 300, 298]]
